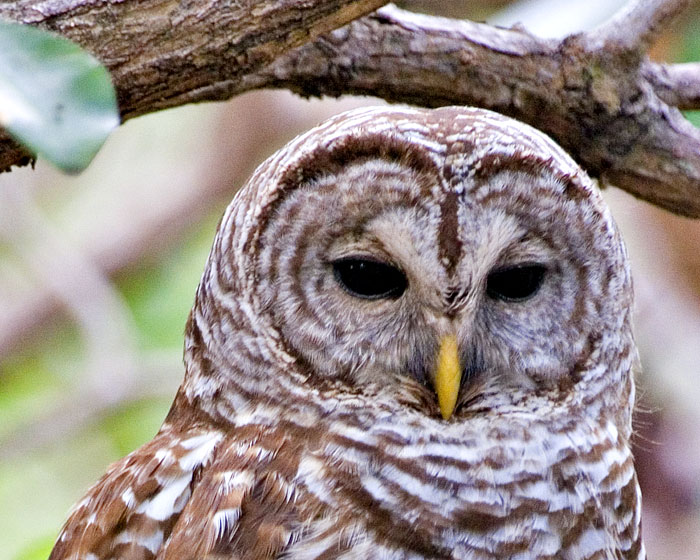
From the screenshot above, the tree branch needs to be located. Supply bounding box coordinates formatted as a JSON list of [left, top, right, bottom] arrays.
[[255, 4, 700, 217], [252, 7, 558, 115], [2, 1, 700, 216], [587, 0, 690, 53], [645, 62, 700, 110], [2, 0, 387, 116], [0, 0, 388, 169]]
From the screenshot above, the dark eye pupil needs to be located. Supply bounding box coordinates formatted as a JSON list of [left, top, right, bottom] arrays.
[[486, 264, 546, 302], [333, 258, 407, 300]]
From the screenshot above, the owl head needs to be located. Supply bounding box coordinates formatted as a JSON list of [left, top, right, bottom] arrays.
[[183, 106, 635, 428]]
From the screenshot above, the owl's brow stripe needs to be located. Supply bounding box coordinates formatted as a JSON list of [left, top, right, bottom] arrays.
[[436, 189, 463, 278]]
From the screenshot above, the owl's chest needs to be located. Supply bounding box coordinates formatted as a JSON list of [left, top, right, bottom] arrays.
[[277, 422, 634, 559], [290, 459, 550, 558]]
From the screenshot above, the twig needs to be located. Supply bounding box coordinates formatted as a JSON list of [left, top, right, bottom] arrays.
[[588, 0, 690, 52], [645, 62, 700, 110]]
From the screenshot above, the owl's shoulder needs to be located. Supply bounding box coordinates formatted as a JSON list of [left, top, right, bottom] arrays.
[[50, 415, 320, 560], [49, 424, 224, 560]]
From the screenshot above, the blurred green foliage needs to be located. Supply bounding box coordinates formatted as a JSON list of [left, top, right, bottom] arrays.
[[119, 215, 218, 352], [0, 207, 219, 560]]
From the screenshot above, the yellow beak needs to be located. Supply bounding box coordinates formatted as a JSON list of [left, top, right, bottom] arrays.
[[435, 334, 461, 420]]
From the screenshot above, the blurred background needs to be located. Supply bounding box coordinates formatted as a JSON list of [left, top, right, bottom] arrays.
[[2, 0, 700, 558]]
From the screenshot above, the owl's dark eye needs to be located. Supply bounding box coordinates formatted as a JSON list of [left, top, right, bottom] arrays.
[[486, 264, 546, 302], [333, 258, 407, 300]]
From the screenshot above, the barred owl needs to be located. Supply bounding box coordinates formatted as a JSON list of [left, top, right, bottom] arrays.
[[49, 106, 645, 559]]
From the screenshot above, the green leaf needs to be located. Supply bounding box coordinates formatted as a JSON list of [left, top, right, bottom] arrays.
[[0, 21, 119, 173]]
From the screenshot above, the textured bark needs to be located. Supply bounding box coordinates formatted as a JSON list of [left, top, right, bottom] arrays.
[[2, 0, 700, 216]]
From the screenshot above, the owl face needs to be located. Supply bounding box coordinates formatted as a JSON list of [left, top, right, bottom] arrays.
[[241, 107, 632, 420]]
